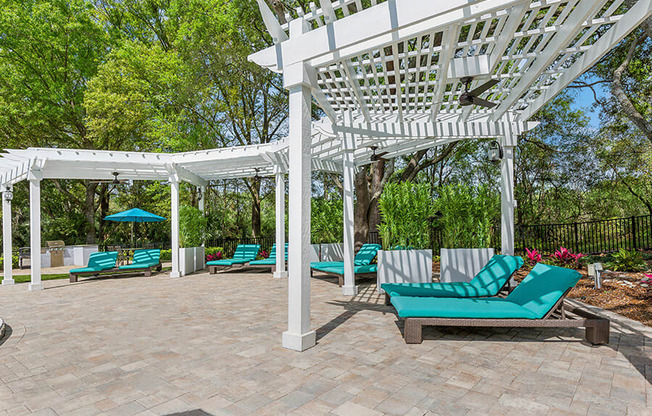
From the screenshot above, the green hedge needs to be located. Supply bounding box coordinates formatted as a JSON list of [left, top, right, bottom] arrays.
[[0, 254, 19, 269]]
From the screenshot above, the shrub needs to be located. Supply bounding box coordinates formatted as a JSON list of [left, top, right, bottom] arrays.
[[525, 248, 542, 266], [607, 248, 646, 272], [205, 246, 223, 262], [311, 198, 343, 244], [434, 184, 498, 248], [0, 254, 19, 269], [180, 205, 208, 247], [160, 249, 172, 261], [549, 246, 585, 269], [378, 182, 434, 250]]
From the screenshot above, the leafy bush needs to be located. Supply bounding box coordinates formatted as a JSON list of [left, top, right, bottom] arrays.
[[607, 248, 646, 272], [434, 184, 499, 248], [0, 254, 19, 269], [160, 249, 172, 261], [180, 205, 208, 247], [378, 182, 434, 250], [205, 246, 223, 262], [311, 198, 343, 244]]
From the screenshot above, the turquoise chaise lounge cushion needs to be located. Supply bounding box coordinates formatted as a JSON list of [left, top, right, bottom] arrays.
[[249, 243, 289, 265], [119, 249, 160, 270], [391, 264, 581, 320], [70, 251, 118, 274], [311, 243, 381, 270], [505, 263, 581, 319], [381, 255, 523, 298], [207, 244, 260, 266]]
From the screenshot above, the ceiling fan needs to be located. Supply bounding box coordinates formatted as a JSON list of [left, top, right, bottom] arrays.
[[369, 146, 390, 162], [459, 76, 499, 109], [90, 171, 129, 185]]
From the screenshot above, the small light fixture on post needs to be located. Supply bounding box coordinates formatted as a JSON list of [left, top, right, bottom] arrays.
[[488, 141, 503, 162], [3, 187, 13, 202]]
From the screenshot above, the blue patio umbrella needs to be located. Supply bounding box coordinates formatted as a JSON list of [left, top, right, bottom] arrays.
[[104, 208, 166, 246], [104, 208, 166, 223]]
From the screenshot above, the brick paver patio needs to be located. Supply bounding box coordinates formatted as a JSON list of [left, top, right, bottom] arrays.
[[0, 271, 650, 415]]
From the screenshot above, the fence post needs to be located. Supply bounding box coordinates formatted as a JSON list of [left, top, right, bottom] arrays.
[[573, 222, 579, 254], [631, 216, 637, 251]]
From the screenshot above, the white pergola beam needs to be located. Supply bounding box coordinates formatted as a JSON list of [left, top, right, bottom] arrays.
[[249, 0, 529, 71]]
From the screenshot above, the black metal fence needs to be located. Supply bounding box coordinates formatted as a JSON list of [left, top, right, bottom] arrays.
[[517, 215, 652, 255], [368, 215, 652, 255]]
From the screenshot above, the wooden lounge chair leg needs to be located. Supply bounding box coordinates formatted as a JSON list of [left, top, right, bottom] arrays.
[[69, 274, 78, 283], [385, 293, 391, 306], [586, 320, 610, 345], [271, 265, 276, 273], [338, 276, 343, 287], [404, 319, 423, 344], [209, 266, 217, 274], [144, 269, 152, 277]]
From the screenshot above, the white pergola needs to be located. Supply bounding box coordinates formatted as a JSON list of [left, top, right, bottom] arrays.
[[0, 0, 650, 352], [248, 0, 652, 351]]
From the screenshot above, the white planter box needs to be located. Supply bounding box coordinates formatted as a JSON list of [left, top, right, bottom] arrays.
[[320, 243, 344, 262], [179, 247, 205, 276], [377, 249, 433, 293], [440, 248, 494, 283]]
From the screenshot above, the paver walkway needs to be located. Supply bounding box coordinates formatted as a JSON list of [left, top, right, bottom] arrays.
[[0, 271, 650, 415]]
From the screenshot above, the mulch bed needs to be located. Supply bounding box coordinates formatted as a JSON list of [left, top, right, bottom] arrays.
[[433, 258, 652, 327]]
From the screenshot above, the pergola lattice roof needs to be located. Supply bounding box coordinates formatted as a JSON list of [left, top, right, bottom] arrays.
[[251, 0, 651, 124]]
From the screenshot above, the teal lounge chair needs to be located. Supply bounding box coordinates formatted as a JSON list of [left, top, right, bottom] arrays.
[[69, 251, 118, 282], [208, 244, 260, 273], [118, 249, 162, 276], [249, 243, 288, 272], [390, 263, 609, 345], [311, 243, 381, 286], [381, 255, 524, 303]]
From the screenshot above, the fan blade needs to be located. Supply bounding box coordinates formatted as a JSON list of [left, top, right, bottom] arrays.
[[468, 79, 499, 96], [472, 97, 498, 109]]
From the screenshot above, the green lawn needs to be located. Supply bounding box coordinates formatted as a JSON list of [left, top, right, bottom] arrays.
[[4, 267, 172, 284], [11, 274, 69, 284]]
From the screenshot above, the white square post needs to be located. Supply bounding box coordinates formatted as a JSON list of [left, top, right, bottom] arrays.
[[500, 133, 516, 257], [29, 168, 43, 291], [2, 185, 14, 285], [341, 132, 358, 296], [169, 166, 181, 278], [274, 170, 287, 279], [282, 16, 316, 352]]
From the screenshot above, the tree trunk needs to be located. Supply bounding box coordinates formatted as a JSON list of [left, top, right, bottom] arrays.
[[250, 177, 262, 238], [354, 168, 370, 250], [84, 181, 98, 244], [97, 183, 110, 243]]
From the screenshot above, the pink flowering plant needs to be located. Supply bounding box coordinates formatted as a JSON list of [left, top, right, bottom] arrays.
[[525, 248, 542, 266], [550, 246, 585, 269], [642, 274, 652, 286]]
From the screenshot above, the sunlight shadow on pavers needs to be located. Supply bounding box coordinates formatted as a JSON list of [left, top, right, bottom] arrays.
[[0, 324, 12, 347], [165, 410, 213, 416]]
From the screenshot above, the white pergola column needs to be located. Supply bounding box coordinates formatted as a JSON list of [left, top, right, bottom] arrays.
[[500, 134, 516, 257], [341, 132, 358, 296], [169, 168, 181, 278], [282, 16, 316, 352], [274, 170, 287, 279], [2, 186, 14, 285], [28, 169, 43, 291]]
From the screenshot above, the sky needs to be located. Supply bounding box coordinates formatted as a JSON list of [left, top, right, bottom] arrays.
[[567, 78, 610, 130]]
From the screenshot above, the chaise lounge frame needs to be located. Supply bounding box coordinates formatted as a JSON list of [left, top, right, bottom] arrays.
[[397, 289, 610, 345], [70, 262, 162, 282]]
